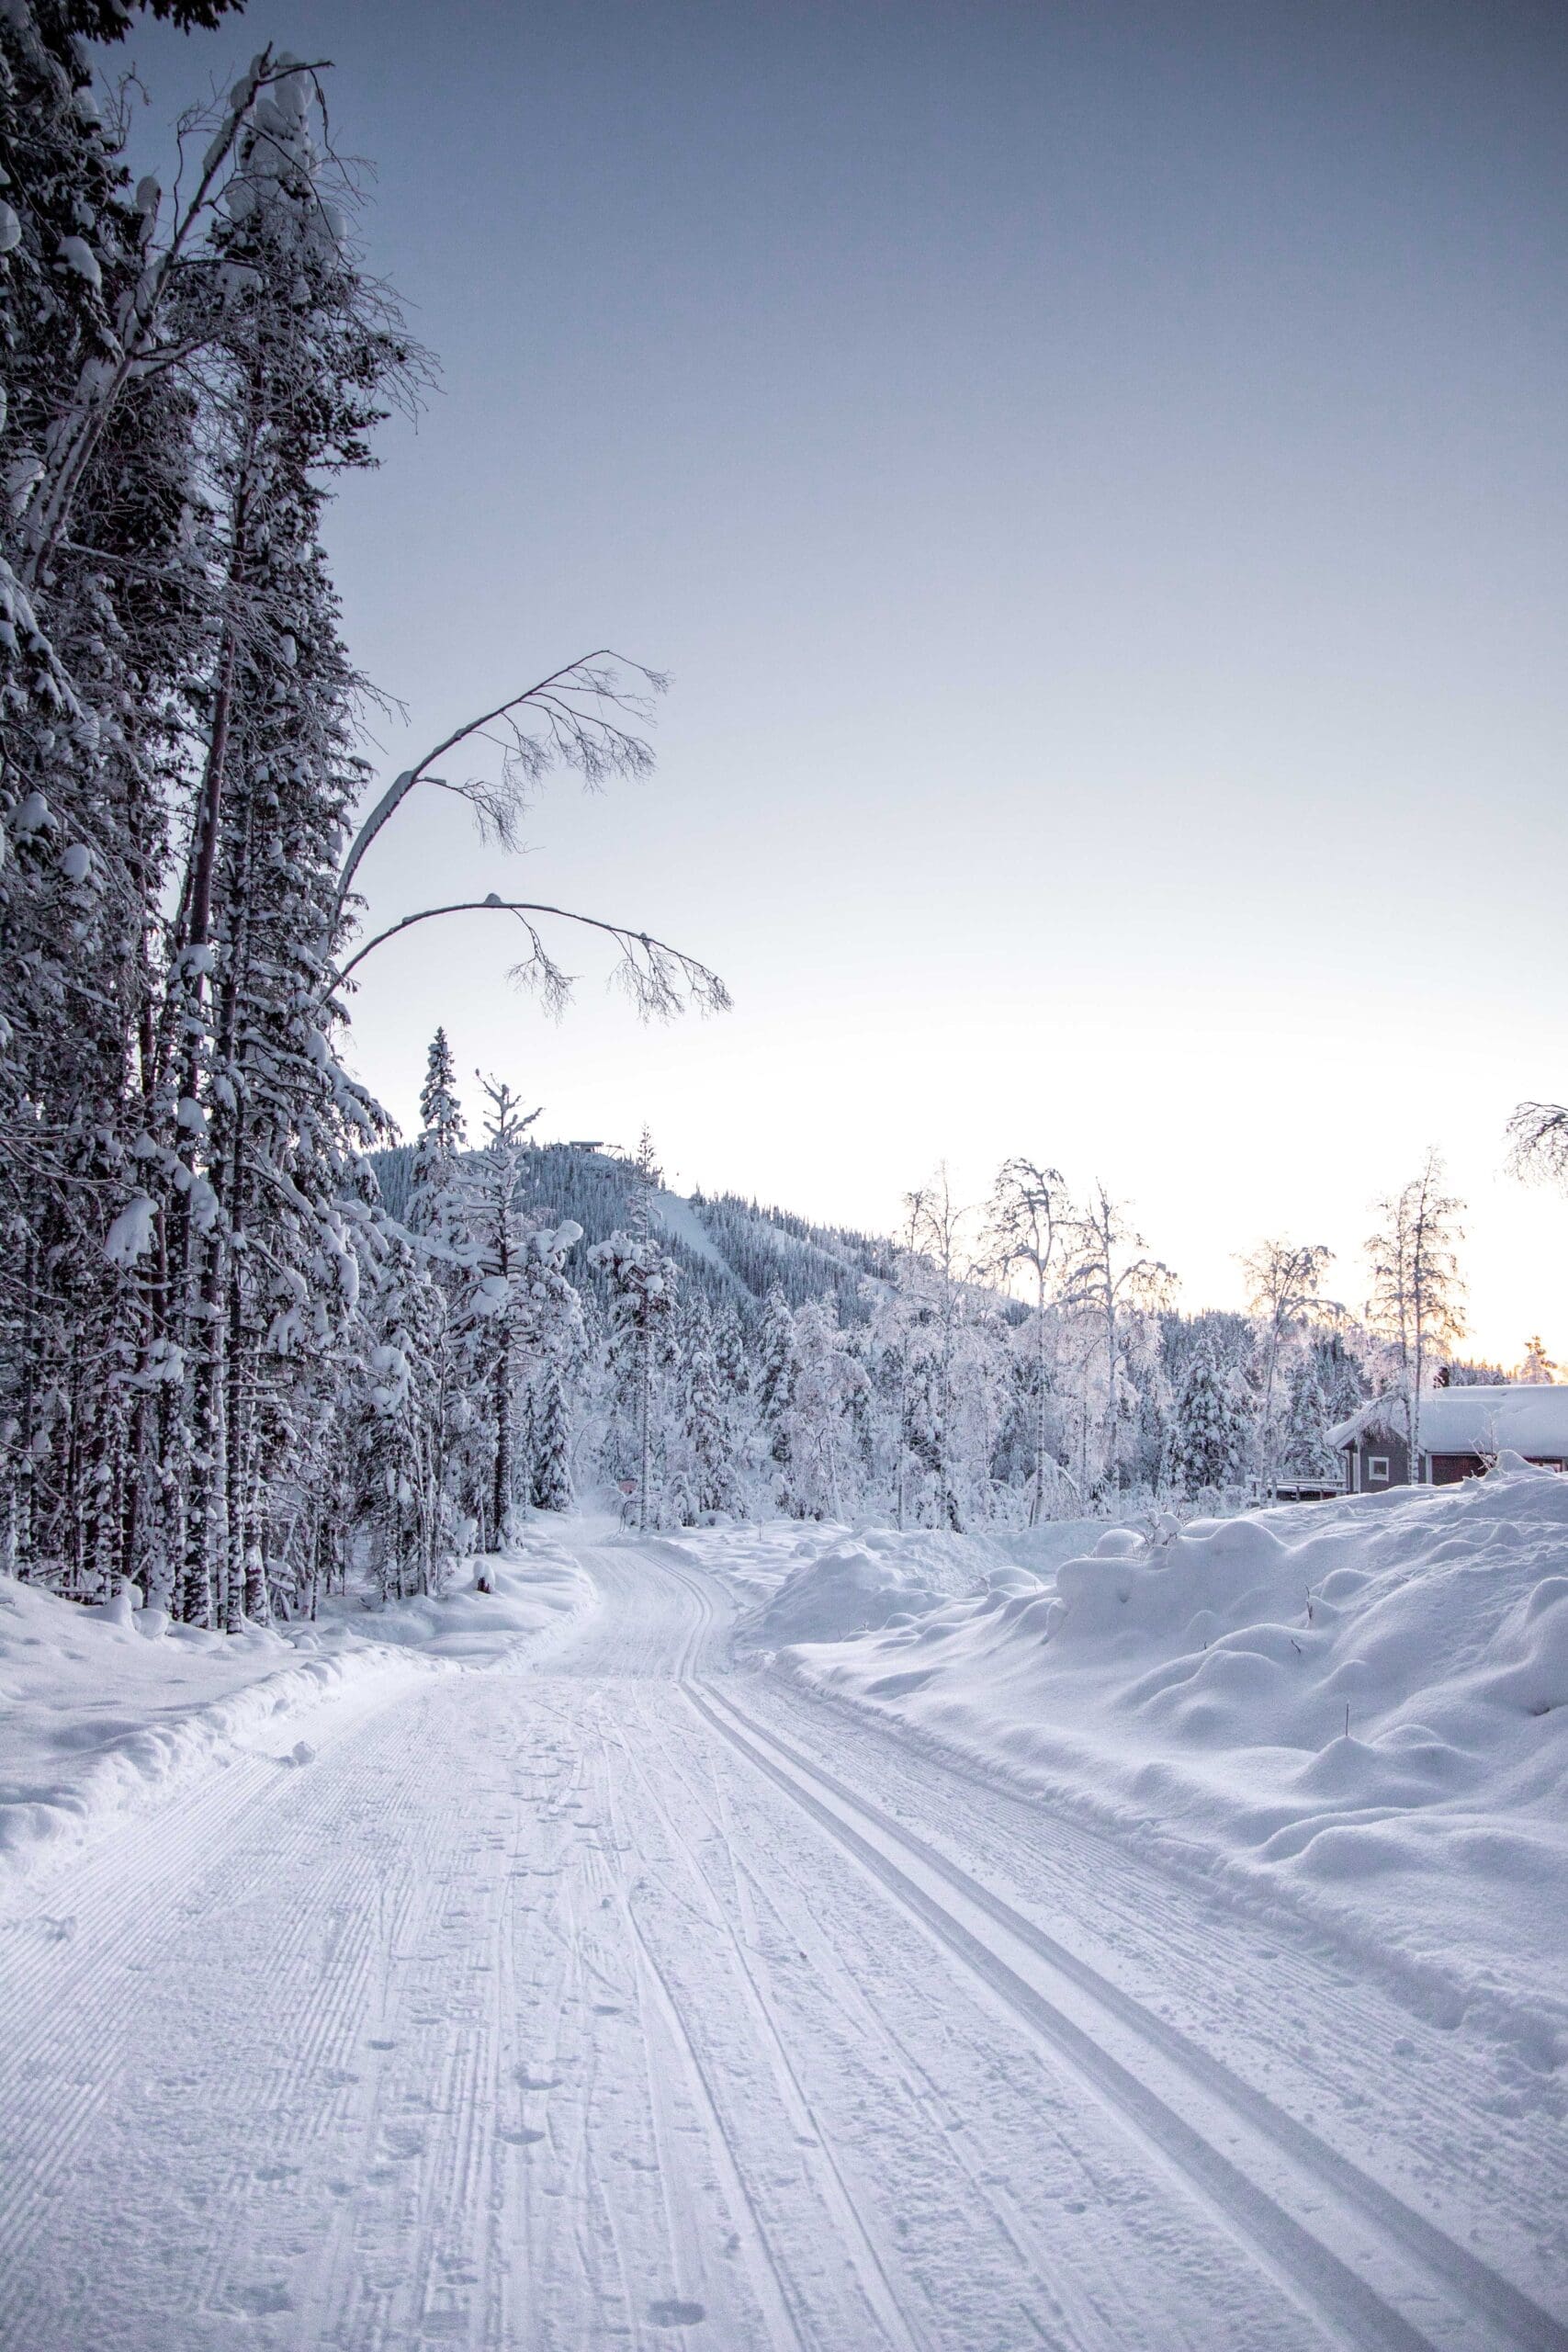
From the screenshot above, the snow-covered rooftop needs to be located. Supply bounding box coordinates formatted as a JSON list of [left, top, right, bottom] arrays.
[[1328, 1384, 1568, 1457]]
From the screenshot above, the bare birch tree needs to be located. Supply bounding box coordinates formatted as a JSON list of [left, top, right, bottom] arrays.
[[1059, 1187, 1174, 1498], [1238, 1239, 1333, 1499], [986, 1158, 1066, 1523], [1366, 1152, 1466, 1482], [1507, 1101, 1568, 1192]]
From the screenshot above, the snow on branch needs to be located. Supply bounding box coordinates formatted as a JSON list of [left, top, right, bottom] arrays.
[[335, 897, 730, 1022]]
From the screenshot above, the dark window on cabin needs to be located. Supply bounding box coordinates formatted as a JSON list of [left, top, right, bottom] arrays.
[[1368, 1454, 1389, 1482]]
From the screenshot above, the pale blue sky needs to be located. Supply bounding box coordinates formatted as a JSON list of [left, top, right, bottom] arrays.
[[125, 1, 1567, 1356]]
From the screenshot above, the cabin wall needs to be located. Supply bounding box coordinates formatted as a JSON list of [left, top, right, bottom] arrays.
[[1347, 1430, 1411, 1491]]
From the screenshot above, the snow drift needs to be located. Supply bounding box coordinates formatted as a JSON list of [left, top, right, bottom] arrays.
[[744, 1467, 1568, 2066]]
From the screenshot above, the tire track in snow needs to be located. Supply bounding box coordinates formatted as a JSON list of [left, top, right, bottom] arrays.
[[687, 1673, 1568, 2352]]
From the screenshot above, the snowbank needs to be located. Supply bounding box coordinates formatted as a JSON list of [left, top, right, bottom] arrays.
[[0, 1532, 593, 1901], [731, 1471, 1568, 2068], [667, 1516, 1111, 1647]]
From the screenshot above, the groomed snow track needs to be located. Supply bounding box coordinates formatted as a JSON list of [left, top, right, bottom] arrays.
[[1, 1537, 1562, 2352], [686, 1682, 1562, 2352]]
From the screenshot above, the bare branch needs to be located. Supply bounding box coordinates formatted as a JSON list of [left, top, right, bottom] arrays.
[[1507, 1101, 1568, 1191], [334, 652, 667, 918], [334, 898, 730, 1022]]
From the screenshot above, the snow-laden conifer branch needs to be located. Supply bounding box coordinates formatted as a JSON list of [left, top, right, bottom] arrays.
[[15, 48, 341, 590], [336, 897, 730, 1021]]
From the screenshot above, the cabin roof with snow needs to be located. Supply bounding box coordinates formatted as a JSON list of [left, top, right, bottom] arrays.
[[1327, 1384, 1568, 1459]]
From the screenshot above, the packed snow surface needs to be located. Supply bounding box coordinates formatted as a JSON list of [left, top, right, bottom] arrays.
[[3, 1506, 1566, 2350]]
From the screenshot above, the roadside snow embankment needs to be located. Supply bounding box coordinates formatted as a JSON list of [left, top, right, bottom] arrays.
[[741, 1466, 1568, 2066], [672, 1516, 1109, 1646], [0, 1533, 592, 1901]]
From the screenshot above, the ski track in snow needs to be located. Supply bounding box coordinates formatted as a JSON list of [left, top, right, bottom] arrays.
[[1, 1540, 1564, 2351]]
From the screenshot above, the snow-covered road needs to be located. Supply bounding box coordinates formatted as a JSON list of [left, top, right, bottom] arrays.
[[2, 1539, 1563, 2352]]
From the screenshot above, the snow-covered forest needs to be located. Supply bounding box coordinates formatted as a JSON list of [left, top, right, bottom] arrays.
[[0, 0, 736, 1621], [368, 1098, 1455, 1554], [0, 0, 1548, 1625]]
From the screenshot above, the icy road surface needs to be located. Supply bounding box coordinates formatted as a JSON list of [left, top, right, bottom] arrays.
[[2, 1541, 1564, 2352]]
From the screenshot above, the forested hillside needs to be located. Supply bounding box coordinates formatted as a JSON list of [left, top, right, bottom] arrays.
[[374, 1140, 893, 1320]]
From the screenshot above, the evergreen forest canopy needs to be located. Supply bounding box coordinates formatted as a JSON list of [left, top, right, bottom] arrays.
[[0, 1, 1555, 1625]]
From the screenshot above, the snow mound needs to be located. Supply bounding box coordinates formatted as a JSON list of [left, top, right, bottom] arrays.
[[0, 1535, 593, 1901], [748, 1540, 946, 1648], [763, 1468, 1568, 2068]]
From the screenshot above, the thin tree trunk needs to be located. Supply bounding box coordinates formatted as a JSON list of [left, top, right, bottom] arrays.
[[13, 1238, 38, 1578], [1032, 1292, 1048, 1528], [637, 1324, 652, 1532], [179, 1249, 224, 1627], [492, 1324, 513, 1547]]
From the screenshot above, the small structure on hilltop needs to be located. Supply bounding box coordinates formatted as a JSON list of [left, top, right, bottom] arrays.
[[1328, 1384, 1568, 1492]]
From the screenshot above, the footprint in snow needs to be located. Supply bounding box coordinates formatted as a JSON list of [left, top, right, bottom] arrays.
[[647, 2301, 706, 2328], [231, 2284, 293, 2317], [496, 2126, 546, 2145]]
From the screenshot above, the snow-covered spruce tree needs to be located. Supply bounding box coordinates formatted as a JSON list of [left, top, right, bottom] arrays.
[[530, 1353, 574, 1513], [592, 1142, 678, 1532], [352, 1217, 433, 1603], [407, 1027, 466, 1237], [840, 1320, 880, 1500], [450, 1080, 542, 1549], [1058, 1187, 1173, 1501], [0, 1, 243, 1588], [752, 1284, 796, 1484], [1312, 1329, 1368, 1426], [522, 1219, 585, 1515], [713, 1301, 751, 1421], [379, 1030, 471, 1570], [157, 62, 413, 1626], [1169, 1337, 1247, 1502], [666, 1294, 739, 1521], [1280, 1354, 1337, 1486]]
